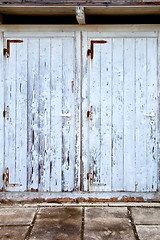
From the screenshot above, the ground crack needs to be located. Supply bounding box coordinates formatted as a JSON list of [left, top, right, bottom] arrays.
[[24, 207, 39, 240], [81, 207, 85, 240], [128, 207, 139, 240]]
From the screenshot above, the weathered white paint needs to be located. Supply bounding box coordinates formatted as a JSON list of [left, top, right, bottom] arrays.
[[0, 32, 4, 190], [158, 33, 160, 193], [3, 34, 80, 192], [1, 28, 159, 197], [1, 25, 160, 33], [83, 33, 158, 192]]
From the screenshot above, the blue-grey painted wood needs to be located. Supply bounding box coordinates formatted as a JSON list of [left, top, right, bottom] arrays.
[[0, 33, 4, 190], [2, 31, 159, 194], [146, 38, 157, 191], [123, 38, 136, 191], [16, 39, 28, 191], [3, 34, 79, 192], [4, 40, 17, 190], [83, 33, 158, 192]]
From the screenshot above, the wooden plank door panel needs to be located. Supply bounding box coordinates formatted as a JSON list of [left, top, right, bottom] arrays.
[[83, 34, 158, 193], [3, 34, 80, 192]]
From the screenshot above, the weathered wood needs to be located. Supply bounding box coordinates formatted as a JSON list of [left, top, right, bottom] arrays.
[[61, 37, 75, 192], [50, 38, 63, 192], [76, 7, 85, 25], [100, 39, 112, 191], [158, 33, 160, 193], [0, 33, 4, 190], [83, 32, 158, 193], [82, 31, 88, 191], [39, 38, 51, 191], [16, 39, 27, 191], [146, 38, 157, 191], [135, 38, 147, 192], [74, 31, 81, 191], [112, 38, 124, 191], [123, 38, 136, 191], [4, 39, 18, 190], [27, 39, 40, 191], [0, 0, 160, 6], [89, 42, 101, 186], [2, 28, 159, 196]]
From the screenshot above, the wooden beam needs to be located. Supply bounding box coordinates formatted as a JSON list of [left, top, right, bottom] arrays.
[[76, 7, 85, 25], [0, 14, 3, 24]]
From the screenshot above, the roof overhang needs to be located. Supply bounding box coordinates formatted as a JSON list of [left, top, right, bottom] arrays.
[[0, 5, 160, 16]]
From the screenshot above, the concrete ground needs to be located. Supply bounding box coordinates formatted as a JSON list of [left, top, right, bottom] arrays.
[[0, 203, 160, 239]]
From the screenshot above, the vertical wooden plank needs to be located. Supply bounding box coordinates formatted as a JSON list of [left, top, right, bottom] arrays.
[[39, 38, 51, 191], [146, 38, 158, 191], [112, 38, 124, 191], [157, 33, 160, 193], [50, 38, 62, 192], [82, 31, 88, 191], [27, 39, 39, 191], [0, 32, 4, 190], [135, 38, 147, 192], [16, 39, 27, 191], [100, 39, 112, 191], [74, 31, 81, 191], [4, 39, 17, 188], [123, 38, 136, 191], [89, 42, 101, 185], [61, 37, 75, 192]]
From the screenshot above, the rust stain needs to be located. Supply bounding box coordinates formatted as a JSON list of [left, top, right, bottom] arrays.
[[4, 40, 23, 58], [50, 161, 52, 175], [87, 105, 93, 122], [32, 130, 34, 145], [3, 110, 6, 118], [71, 81, 74, 93], [88, 40, 107, 59], [67, 151, 70, 166], [30, 188, 38, 192], [3, 167, 22, 188]]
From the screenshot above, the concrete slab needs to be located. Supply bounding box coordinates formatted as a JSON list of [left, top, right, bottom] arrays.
[[0, 207, 36, 226], [30, 207, 82, 240], [84, 207, 135, 240], [136, 225, 160, 240], [132, 207, 160, 225], [0, 226, 28, 240]]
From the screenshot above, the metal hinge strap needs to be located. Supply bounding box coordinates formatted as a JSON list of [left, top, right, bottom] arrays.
[[4, 40, 23, 58], [3, 167, 22, 187], [87, 40, 107, 59]]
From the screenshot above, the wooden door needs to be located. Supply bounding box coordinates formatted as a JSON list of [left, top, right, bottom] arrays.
[[3, 32, 80, 192], [82, 32, 158, 192]]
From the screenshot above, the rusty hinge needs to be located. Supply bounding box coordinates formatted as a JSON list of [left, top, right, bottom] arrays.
[[3, 167, 22, 188], [4, 40, 23, 58], [87, 170, 107, 189], [87, 40, 107, 59], [3, 105, 9, 119]]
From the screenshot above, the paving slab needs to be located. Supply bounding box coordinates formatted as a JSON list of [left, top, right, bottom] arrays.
[[0, 207, 36, 226], [30, 207, 82, 240], [84, 207, 135, 240], [131, 207, 160, 225], [136, 225, 160, 240], [0, 226, 29, 240]]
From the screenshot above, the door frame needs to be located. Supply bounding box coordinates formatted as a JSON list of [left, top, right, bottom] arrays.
[[0, 25, 160, 200]]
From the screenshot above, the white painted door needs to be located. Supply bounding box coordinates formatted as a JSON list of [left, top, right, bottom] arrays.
[[3, 33, 80, 192], [82, 32, 158, 192]]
